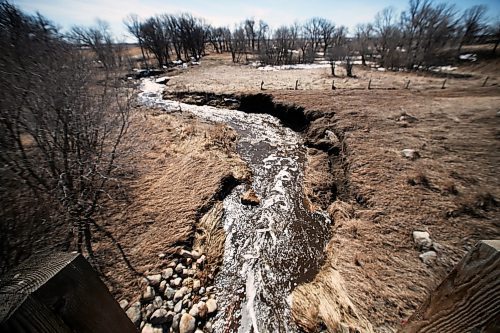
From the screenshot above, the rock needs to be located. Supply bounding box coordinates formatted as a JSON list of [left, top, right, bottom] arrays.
[[175, 263, 185, 273], [177, 249, 202, 260], [164, 286, 176, 300], [204, 321, 213, 333], [142, 286, 155, 302], [186, 257, 193, 265], [195, 330, 204, 333], [171, 277, 182, 287], [145, 304, 155, 320], [196, 255, 206, 265], [188, 304, 199, 318], [174, 287, 188, 302], [183, 299, 192, 309], [241, 188, 260, 206], [179, 313, 196, 333], [201, 296, 208, 301], [166, 300, 174, 310], [206, 286, 215, 293], [119, 299, 129, 309], [401, 149, 420, 160], [325, 129, 340, 144], [171, 313, 182, 332], [198, 287, 205, 295], [182, 268, 196, 277], [153, 296, 163, 309], [162, 268, 174, 280], [167, 261, 177, 268], [159, 280, 167, 293], [150, 308, 172, 325], [190, 250, 201, 260], [155, 76, 170, 85], [413, 231, 432, 250], [398, 113, 418, 123], [206, 299, 217, 315], [146, 274, 162, 287], [419, 250, 437, 265], [141, 323, 162, 333], [182, 277, 193, 287], [432, 242, 444, 252], [174, 300, 183, 313], [197, 301, 208, 318], [192, 279, 201, 292], [126, 302, 142, 325]]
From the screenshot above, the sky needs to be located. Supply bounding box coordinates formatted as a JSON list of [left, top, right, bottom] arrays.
[[13, 0, 500, 42]]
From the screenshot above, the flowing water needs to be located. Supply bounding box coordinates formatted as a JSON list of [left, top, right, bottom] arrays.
[[139, 79, 331, 332]]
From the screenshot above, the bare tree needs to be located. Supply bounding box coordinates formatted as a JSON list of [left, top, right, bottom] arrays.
[[0, 2, 133, 265], [124, 14, 148, 68], [303, 18, 323, 60], [355, 23, 373, 66], [458, 5, 488, 53], [318, 18, 336, 54], [490, 20, 500, 55], [70, 19, 118, 70], [374, 7, 402, 69]]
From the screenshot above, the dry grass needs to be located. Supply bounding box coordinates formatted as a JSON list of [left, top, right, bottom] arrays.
[[292, 266, 373, 332], [166, 52, 500, 94], [93, 108, 249, 300], [271, 88, 500, 331], [304, 148, 335, 210], [193, 201, 225, 282]]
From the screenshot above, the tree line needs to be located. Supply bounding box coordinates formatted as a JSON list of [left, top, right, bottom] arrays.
[[124, 0, 499, 71]]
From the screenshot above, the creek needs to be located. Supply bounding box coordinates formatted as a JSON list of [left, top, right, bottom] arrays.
[[139, 79, 331, 332]]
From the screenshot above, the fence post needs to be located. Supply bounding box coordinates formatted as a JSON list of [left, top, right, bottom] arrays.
[[332, 80, 336, 90], [295, 79, 299, 90], [0, 252, 136, 333], [368, 79, 372, 90], [401, 240, 500, 333], [482, 76, 489, 87], [441, 79, 447, 89], [260, 80, 264, 90], [405, 80, 411, 89]]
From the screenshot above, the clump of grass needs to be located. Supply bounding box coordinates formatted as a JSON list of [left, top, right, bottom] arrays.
[[407, 171, 430, 188], [449, 192, 498, 218]]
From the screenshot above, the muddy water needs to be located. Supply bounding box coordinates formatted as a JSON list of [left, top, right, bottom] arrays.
[[139, 79, 331, 332]]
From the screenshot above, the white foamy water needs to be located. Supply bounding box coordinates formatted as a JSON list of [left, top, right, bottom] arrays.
[[139, 78, 331, 332]]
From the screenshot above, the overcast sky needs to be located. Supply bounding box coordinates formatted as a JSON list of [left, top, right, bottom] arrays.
[[13, 0, 500, 42]]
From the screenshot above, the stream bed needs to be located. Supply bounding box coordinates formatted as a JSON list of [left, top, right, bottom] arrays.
[[139, 79, 331, 332]]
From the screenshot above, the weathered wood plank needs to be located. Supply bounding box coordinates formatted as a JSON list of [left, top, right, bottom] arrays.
[[0, 252, 137, 333], [401, 240, 500, 333]]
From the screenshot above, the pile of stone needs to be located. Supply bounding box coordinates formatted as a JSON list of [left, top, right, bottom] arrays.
[[122, 249, 217, 333]]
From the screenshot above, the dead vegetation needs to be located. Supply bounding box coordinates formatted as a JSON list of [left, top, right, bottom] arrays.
[[271, 88, 500, 331], [93, 108, 250, 300]]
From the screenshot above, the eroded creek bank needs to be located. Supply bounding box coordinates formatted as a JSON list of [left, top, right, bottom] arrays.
[[139, 80, 345, 332]]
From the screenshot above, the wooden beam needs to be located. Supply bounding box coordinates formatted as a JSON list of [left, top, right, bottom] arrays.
[[401, 240, 500, 333], [0, 252, 136, 333]]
